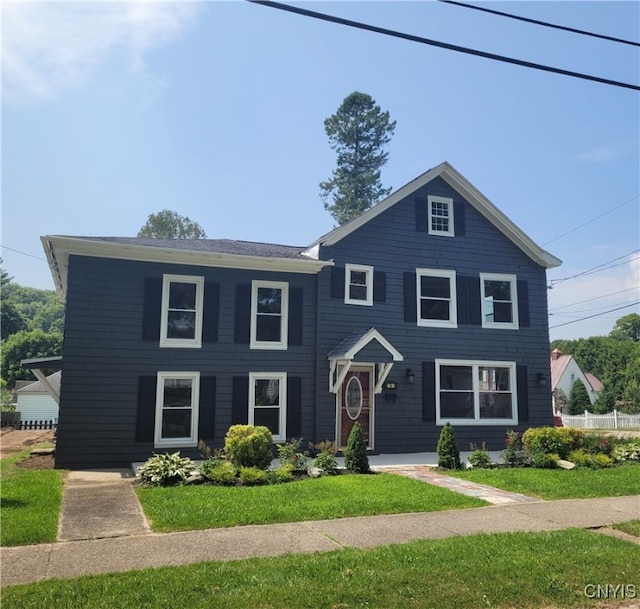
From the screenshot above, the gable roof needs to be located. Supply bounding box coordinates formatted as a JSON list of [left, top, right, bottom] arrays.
[[327, 327, 404, 362], [17, 370, 62, 394], [42, 236, 332, 296], [306, 161, 561, 269]]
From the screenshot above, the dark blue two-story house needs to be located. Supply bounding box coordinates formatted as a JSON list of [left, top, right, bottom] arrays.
[[42, 162, 561, 468]]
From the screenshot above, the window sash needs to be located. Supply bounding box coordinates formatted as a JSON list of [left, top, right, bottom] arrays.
[[480, 274, 519, 329], [155, 372, 200, 447], [416, 269, 457, 328], [344, 264, 374, 306], [249, 372, 287, 442], [250, 281, 289, 349], [427, 196, 454, 236], [160, 275, 204, 348], [436, 360, 516, 425]]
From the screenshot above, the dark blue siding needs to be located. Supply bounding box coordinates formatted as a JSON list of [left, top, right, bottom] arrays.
[[315, 176, 553, 453], [56, 255, 318, 468]]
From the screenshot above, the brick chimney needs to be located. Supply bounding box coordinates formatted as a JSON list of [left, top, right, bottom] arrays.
[[551, 348, 563, 361]]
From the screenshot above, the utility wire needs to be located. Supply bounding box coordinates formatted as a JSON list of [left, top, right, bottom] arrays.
[[0, 244, 47, 262], [549, 251, 639, 285], [549, 286, 640, 312], [549, 301, 639, 329], [543, 195, 639, 246], [249, 1, 640, 91], [439, 0, 640, 48]]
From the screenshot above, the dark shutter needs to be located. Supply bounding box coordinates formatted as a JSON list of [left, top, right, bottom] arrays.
[[330, 267, 345, 299], [373, 271, 386, 303], [234, 284, 251, 344], [286, 376, 302, 438], [203, 282, 220, 343], [136, 376, 157, 442], [198, 376, 216, 441], [517, 280, 530, 327], [422, 361, 436, 422], [456, 275, 470, 325], [288, 287, 303, 345], [469, 276, 482, 326], [232, 376, 249, 425], [142, 278, 162, 341], [415, 196, 428, 232], [517, 365, 529, 423], [404, 272, 417, 322], [454, 201, 466, 236]]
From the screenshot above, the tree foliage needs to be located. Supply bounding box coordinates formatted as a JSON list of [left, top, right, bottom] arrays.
[[320, 91, 396, 225], [0, 330, 63, 387], [137, 209, 207, 239], [344, 422, 370, 473], [609, 313, 640, 342], [437, 422, 461, 469], [568, 379, 591, 415]]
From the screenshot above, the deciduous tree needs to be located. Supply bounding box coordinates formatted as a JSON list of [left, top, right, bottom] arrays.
[[137, 209, 207, 239]]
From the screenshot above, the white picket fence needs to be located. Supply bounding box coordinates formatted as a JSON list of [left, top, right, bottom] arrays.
[[560, 410, 640, 430]]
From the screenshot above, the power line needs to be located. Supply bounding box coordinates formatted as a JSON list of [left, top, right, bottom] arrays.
[[0, 244, 47, 262], [543, 195, 639, 246], [549, 286, 640, 312], [439, 0, 640, 48], [249, 1, 640, 91], [549, 301, 639, 329], [549, 251, 639, 285]]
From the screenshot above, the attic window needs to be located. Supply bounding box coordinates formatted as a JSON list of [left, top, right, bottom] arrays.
[[428, 196, 454, 237], [345, 264, 374, 306]]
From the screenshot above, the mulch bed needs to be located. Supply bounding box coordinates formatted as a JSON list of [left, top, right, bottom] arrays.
[[15, 454, 56, 470]]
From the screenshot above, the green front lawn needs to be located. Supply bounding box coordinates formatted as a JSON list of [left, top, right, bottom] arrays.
[[136, 473, 486, 532], [0, 451, 64, 546], [4, 529, 639, 609], [613, 519, 640, 537], [449, 463, 640, 500]]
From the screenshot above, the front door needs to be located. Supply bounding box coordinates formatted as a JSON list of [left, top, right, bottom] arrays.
[[338, 366, 373, 449]]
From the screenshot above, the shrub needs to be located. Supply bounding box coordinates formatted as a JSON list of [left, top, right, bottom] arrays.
[[503, 430, 530, 467], [611, 441, 640, 463], [344, 422, 370, 473], [238, 466, 269, 486], [224, 425, 273, 470], [311, 452, 339, 475], [523, 426, 581, 459], [593, 453, 613, 468], [270, 463, 295, 484], [531, 451, 559, 469], [136, 452, 195, 486], [437, 423, 461, 470], [468, 443, 492, 469], [309, 439, 338, 457], [556, 427, 584, 452], [277, 438, 309, 473], [567, 449, 613, 469], [199, 459, 237, 485], [568, 379, 591, 415]]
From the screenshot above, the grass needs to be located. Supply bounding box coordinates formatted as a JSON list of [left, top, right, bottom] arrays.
[[613, 519, 640, 537], [0, 450, 64, 546], [448, 463, 640, 500], [3, 528, 639, 608], [136, 473, 486, 532]]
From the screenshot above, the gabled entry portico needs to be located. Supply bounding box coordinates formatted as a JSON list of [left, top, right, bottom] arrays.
[[328, 328, 404, 449]]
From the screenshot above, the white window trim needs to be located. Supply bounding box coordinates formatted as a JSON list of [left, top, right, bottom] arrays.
[[154, 371, 200, 448], [435, 359, 518, 426], [427, 195, 454, 237], [159, 274, 204, 348], [416, 268, 458, 328], [344, 264, 374, 306], [248, 372, 287, 442], [480, 273, 519, 330], [250, 280, 289, 350]]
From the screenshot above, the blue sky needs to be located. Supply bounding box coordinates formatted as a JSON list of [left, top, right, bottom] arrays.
[[2, 1, 638, 341]]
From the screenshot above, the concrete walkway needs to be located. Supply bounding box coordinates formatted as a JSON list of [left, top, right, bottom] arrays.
[[1, 455, 639, 587]]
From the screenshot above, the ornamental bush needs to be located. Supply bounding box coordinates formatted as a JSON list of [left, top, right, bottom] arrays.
[[468, 443, 492, 469], [199, 459, 237, 485], [238, 466, 269, 486], [437, 423, 461, 470], [277, 438, 309, 473], [224, 425, 273, 470], [136, 452, 195, 486], [522, 426, 580, 460], [344, 422, 370, 473]]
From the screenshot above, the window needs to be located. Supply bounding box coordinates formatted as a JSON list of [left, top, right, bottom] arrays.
[[251, 281, 289, 349], [154, 372, 199, 447], [160, 275, 204, 348], [249, 372, 287, 442], [345, 264, 374, 306], [436, 360, 517, 425], [480, 273, 519, 329], [416, 269, 457, 328], [428, 196, 454, 236]]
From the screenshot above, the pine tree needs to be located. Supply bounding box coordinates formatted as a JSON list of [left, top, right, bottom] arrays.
[[320, 91, 396, 225], [344, 422, 370, 473], [568, 379, 591, 415], [437, 423, 461, 469]]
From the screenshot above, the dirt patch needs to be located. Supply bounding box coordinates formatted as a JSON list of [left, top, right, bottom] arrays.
[[15, 454, 55, 470], [0, 428, 55, 458]]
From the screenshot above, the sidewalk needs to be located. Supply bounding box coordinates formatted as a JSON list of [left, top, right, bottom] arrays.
[[2, 455, 639, 587]]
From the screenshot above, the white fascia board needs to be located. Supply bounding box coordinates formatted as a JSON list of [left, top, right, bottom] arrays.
[[332, 328, 404, 362], [310, 161, 562, 270], [42, 236, 333, 297]]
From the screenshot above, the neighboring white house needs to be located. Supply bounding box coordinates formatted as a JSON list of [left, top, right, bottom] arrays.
[[15, 371, 60, 426], [550, 349, 602, 413]]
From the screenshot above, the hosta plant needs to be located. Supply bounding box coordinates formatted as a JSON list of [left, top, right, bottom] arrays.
[[136, 452, 196, 486]]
